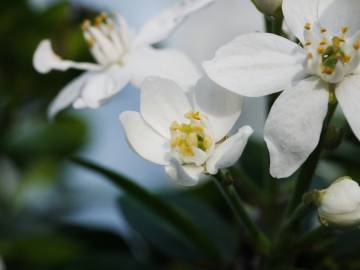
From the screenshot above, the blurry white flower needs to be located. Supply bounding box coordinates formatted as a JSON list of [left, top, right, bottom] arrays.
[[119, 76, 252, 186], [33, 0, 216, 118], [252, 0, 282, 16], [316, 177, 360, 228], [203, 0, 360, 178]]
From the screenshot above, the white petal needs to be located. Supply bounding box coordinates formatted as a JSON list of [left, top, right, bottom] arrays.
[[119, 111, 169, 165], [193, 77, 243, 142], [140, 77, 192, 139], [126, 46, 201, 91], [321, 178, 360, 214], [264, 77, 329, 178], [47, 71, 94, 119], [206, 126, 253, 175], [33, 39, 100, 74], [133, 0, 215, 47], [165, 158, 204, 186], [319, 0, 360, 37], [203, 33, 306, 97], [79, 65, 131, 109], [282, 0, 320, 43], [336, 74, 360, 140]]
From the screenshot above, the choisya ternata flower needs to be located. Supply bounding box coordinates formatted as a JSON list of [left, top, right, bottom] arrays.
[[119, 76, 253, 186], [315, 177, 360, 228], [204, 0, 360, 178], [33, 0, 215, 118]]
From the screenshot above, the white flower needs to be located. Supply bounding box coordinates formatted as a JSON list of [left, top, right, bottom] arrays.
[[316, 177, 360, 228], [252, 0, 282, 16], [33, 0, 216, 118], [203, 0, 360, 178], [119, 76, 253, 186]]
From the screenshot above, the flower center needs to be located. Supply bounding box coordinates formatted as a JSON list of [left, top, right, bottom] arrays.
[[81, 12, 130, 66], [170, 111, 214, 166], [304, 23, 360, 83]]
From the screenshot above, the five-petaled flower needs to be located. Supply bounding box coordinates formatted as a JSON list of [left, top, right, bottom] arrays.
[[119, 76, 253, 186], [203, 0, 360, 178], [33, 0, 215, 118]]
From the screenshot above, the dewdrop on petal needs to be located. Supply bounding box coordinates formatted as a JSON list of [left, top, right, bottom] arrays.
[[315, 177, 360, 228], [252, 0, 282, 16]]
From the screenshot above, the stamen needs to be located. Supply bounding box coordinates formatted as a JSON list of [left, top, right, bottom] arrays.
[[353, 41, 360, 50], [307, 53, 313, 60], [81, 20, 91, 31], [304, 23, 312, 30], [322, 66, 334, 75], [305, 41, 312, 47], [320, 27, 327, 34], [317, 47, 325, 55], [341, 26, 349, 34]]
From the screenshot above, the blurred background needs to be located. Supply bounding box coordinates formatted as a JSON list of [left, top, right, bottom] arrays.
[[3, 0, 360, 269]]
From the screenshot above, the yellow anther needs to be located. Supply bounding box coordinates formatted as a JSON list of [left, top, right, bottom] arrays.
[[353, 41, 360, 50], [185, 111, 201, 121], [307, 53, 313, 60], [180, 145, 194, 157], [170, 121, 180, 132], [86, 37, 96, 47], [191, 124, 204, 134], [343, 54, 352, 64], [305, 41, 312, 47], [304, 23, 311, 30], [186, 133, 198, 147], [319, 39, 327, 46], [320, 27, 327, 34], [81, 20, 91, 31], [317, 47, 325, 55], [332, 36, 344, 47], [322, 66, 334, 75], [341, 26, 349, 34], [203, 137, 212, 149], [171, 136, 182, 148]]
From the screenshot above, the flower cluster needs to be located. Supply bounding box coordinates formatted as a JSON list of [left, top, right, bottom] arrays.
[[34, 0, 360, 229]]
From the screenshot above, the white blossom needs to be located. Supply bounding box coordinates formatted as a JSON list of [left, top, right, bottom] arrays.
[[119, 76, 252, 186], [203, 0, 360, 178], [316, 177, 360, 228], [33, 0, 216, 118]]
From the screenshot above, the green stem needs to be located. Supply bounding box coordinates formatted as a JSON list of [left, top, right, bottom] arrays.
[[286, 95, 338, 215], [213, 171, 271, 255], [229, 165, 264, 205], [294, 226, 331, 250]]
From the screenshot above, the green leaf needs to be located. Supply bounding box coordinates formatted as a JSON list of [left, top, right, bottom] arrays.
[[71, 157, 222, 262]]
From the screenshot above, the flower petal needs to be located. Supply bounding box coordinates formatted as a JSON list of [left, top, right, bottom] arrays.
[[126, 46, 201, 91], [119, 111, 169, 165], [319, 0, 360, 37], [165, 158, 204, 186], [140, 77, 192, 139], [336, 74, 360, 140], [33, 39, 100, 74], [133, 0, 215, 47], [48, 71, 94, 119], [264, 77, 329, 178], [203, 33, 306, 97], [282, 0, 320, 43], [193, 76, 243, 142], [206, 126, 253, 175], [79, 65, 131, 109]]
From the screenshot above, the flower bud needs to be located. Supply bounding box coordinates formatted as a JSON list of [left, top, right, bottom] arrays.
[[316, 177, 360, 228], [252, 0, 282, 16]]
